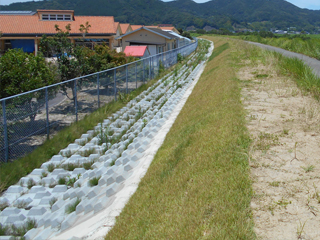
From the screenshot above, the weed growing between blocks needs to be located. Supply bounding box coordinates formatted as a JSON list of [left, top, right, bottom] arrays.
[[105, 37, 255, 239]]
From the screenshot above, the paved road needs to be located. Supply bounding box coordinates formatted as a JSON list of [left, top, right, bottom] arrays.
[[247, 41, 320, 77]]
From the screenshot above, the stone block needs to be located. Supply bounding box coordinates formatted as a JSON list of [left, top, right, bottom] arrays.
[[27, 207, 46, 216], [30, 169, 45, 176], [131, 152, 143, 162], [14, 197, 32, 207], [137, 145, 147, 153], [68, 143, 80, 150]]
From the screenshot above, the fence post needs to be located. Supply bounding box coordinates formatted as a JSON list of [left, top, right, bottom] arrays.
[[2, 100, 9, 162], [143, 60, 145, 83], [126, 65, 128, 94], [149, 57, 151, 80], [114, 69, 117, 101], [97, 73, 100, 109], [135, 62, 137, 89], [74, 79, 78, 122], [45, 87, 49, 140]]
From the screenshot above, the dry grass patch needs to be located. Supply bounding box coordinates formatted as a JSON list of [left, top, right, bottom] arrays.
[[105, 37, 255, 239]]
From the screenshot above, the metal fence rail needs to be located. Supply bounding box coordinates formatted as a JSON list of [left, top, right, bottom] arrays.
[[0, 40, 198, 163]]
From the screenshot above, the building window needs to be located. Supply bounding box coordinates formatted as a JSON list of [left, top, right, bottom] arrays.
[[41, 14, 72, 21]]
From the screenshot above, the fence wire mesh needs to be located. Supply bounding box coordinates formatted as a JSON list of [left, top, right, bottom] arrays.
[[0, 40, 198, 163]]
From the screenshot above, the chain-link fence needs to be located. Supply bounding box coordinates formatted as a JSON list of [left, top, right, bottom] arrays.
[[0, 40, 198, 163]]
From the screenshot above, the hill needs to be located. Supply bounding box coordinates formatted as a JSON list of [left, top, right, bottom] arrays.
[[1, 0, 320, 31]]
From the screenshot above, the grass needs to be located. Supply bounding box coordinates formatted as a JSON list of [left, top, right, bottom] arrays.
[[105, 37, 255, 239], [88, 176, 101, 187], [65, 198, 81, 214], [0, 218, 37, 237]]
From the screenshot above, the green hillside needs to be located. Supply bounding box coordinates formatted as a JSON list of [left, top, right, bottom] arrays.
[[1, 0, 320, 31]]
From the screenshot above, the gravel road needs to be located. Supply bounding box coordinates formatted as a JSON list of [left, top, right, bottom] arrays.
[[247, 41, 320, 77]]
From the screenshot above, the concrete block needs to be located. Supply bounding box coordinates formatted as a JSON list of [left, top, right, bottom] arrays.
[[51, 168, 68, 176], [0, 236, 15, 240], [29, 186, 46, 194], [6, 186, 26, 194], [5, 213, 26, 223], [77, 187, 90, 198], [39, 196, 53, 206], [51, 155, 64, 163], [27, 207, 46, 216], [51, 200, 65, 212], [30, 169, 45, 176], [24, 228, 40, 240], [115, 157, 123, 166], [124, 161, 138, 172], [105, 183, 120, 197], [131, 152, 143, 162], [116, 175, 125, 184], [137, 145, 147, 153], [72, 168, 86, 176], [14, 197, 32, 207], [41, 177, 55, 186], [49, 215, 64, 229], [87, 187, 101, 200], [52, 185, 68, 193], [83, 198, 97, 214], [69, 189, 80, 199], [1, 207, 21, 216], [68, 143, 80, 150], [89, 154, 100, 162], [34, 227, 54, 240], [34, 191, 51, 199], [93, 196, 115, 214]]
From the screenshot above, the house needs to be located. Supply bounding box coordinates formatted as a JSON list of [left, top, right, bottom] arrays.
[[120, 24, 132, 34], [0, 10, 117, 55], [116, 27, 180, 56], [124, 46, 150, 58]]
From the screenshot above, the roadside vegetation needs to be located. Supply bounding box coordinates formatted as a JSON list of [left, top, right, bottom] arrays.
[[105, 37, 255, 239], [192, 31, 320, 60]]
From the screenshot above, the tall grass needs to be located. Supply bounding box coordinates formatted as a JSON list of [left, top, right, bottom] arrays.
[[240, 35, 320, 60], [105, 37, 255, 239]]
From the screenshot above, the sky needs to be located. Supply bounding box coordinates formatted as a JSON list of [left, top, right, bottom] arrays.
[[0, 0, 320, 10]]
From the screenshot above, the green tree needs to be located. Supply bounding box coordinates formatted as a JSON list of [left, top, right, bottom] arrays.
[[0, 48, 57, 120]]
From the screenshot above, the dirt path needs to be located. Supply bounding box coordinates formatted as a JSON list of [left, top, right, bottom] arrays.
[[238, 55, 320, 239]]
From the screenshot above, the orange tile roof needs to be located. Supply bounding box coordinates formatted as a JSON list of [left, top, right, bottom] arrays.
[[0, 14, 116, 35], [160, 26, 175, 31], [131, 25, 143, 31], [145, 25, 159, 29], [120, 23, 130, 34]]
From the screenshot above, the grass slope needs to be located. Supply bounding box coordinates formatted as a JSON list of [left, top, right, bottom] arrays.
[[105, 37, 255, 239]]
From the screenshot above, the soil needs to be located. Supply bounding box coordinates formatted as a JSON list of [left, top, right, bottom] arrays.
[[238, 60, 320, 239]]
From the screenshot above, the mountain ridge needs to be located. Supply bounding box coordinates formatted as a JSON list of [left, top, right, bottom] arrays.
[[1, 0, 320, 31]]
